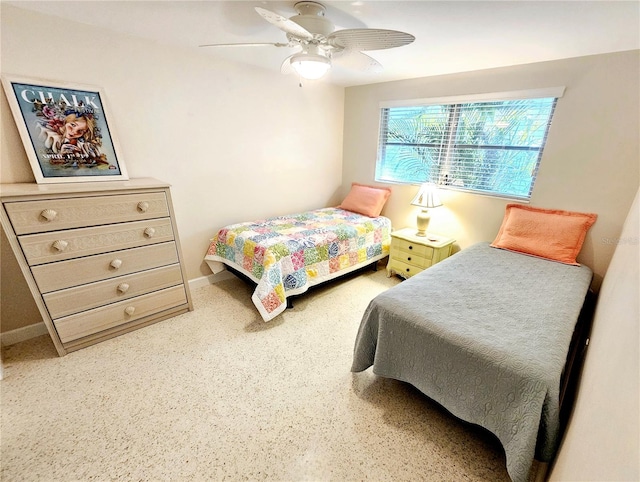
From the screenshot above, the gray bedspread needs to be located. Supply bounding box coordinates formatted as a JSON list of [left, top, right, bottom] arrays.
[[351, 242, 593, 482]]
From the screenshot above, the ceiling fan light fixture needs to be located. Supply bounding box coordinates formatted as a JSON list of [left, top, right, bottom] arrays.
[[290, 52, 331, 80], [201, 2, 415, 82]]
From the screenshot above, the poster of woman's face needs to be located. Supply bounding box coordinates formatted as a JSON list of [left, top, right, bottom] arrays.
[[2, 76, 128, 183]]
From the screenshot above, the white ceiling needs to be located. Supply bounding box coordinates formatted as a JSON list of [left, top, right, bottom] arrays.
[[6, 1, 640, 87]]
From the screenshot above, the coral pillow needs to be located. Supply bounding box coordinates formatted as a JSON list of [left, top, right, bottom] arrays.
[[490, 204, 597, 265], [339, 183, 391, 217]]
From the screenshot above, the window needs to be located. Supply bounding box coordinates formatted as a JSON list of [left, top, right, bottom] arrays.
[[376, 88, 564, 200]]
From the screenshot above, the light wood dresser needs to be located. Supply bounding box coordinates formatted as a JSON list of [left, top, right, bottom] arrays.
[[0, 178, 193, 356]]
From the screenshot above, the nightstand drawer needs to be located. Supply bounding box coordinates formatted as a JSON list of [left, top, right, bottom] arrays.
[[5, 192, 169, 235], [32, 242, 180, 293], [387, 259, 429, 278], [19, 218, 175, 266], [392, 237, 434, 259], [391, 251, 429, 268], [54, 285, 188, 343], [44, 264, 184, 318]]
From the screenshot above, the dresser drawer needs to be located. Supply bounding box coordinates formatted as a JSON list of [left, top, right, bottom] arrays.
[[392, 237, 434, 259], [5, 192, 169, 235], [19, 218, 175, 266], [54, 285, 188, 343], [44, 264, 184, 318], [32, 242, 180, 293]]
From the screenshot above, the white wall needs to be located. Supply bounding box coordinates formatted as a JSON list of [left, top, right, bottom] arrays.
[[342, 50, 640, 290], [550, 188, 639, 481], [0, 4, 344, 331]]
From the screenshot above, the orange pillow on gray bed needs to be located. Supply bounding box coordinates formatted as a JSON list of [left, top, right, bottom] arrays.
[[491, 204, 597, 265]]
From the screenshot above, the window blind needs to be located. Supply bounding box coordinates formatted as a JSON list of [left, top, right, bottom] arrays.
[[376, 89, 563, 200]]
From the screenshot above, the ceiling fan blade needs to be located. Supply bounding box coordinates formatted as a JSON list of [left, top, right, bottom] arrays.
[[255, 6, 314, 40], [199, 42, 291, 48], [333, 50, 383, 73], [329, 29, 415, 51]]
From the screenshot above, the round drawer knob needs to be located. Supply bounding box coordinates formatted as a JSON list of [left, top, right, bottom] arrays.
[[137, 201, 149, 213], [407, 257, 412, 261], [40, 209, 57, 221], [52, 239, 68, 252], [117, 283, 130, 293], [125, 306, 136, 316], [110, 259, 123, 269], [408, 246, 413, 250], [406, 268, 410, 272], [144, 227, 156, 238]]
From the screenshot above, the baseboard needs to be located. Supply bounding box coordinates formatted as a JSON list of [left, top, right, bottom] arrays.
[[189, 271, 235, 290], [1, 322, 48, 347], [1, 272, 237, 347]]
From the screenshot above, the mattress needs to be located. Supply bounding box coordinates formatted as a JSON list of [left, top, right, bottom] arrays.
[[205, 207, 391, 321], [351, 242, 593, 482]]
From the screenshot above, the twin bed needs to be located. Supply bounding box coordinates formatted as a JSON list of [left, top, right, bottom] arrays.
[[351, 204, 597, 482], [204, 192, 597, 482], [205, 209, 391, 322], [205, 183, 392, 321], [351, 242, 593, 482]]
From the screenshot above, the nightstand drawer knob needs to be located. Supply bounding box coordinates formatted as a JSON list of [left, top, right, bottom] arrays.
[[110, 259, 123, 269], [52, 239, 68, 252], [125, 306, 136, 316], [144, 227, 156, 238], [117, 283, 130, 293], [408, 245, 413, 250], [407, 257, 412, 261], [40, 209, 57, 221], [137, 201, 149, 213], [406, 268, 411, 272]]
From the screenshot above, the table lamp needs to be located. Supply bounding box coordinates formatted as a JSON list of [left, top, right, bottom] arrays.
[[410, 183, 443, 237]]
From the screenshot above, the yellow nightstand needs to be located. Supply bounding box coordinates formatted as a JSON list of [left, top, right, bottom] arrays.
[[386, 228, 455, 279]]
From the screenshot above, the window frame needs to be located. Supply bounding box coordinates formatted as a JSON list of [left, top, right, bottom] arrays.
[[375, 87, 565, 201]]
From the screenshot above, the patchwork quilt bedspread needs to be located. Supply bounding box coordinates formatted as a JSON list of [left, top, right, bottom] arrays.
[[205, 207, 391, 321]]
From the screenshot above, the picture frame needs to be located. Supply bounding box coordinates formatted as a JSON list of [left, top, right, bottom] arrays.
[[1, 75, 128, 184]]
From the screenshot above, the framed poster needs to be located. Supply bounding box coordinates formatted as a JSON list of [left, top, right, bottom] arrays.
[[1, 75, 128, 183]]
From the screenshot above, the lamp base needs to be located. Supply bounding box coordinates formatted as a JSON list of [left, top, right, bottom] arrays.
[[416, 209, 430, 237]]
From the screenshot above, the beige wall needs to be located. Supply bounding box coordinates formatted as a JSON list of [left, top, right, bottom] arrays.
[[550, 188, 639, 481], [1, 3, 638, 338], [342, 50, 640, 290], [0, 4, 345, 333]]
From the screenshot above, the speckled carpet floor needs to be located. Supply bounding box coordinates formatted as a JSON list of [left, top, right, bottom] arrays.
[[1, 265, 510, 481]]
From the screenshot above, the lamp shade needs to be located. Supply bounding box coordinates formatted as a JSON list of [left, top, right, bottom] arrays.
[[411, 183, 443, 209]]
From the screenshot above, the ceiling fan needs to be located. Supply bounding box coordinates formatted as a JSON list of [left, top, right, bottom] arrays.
[[200, 1, 415, 81]]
